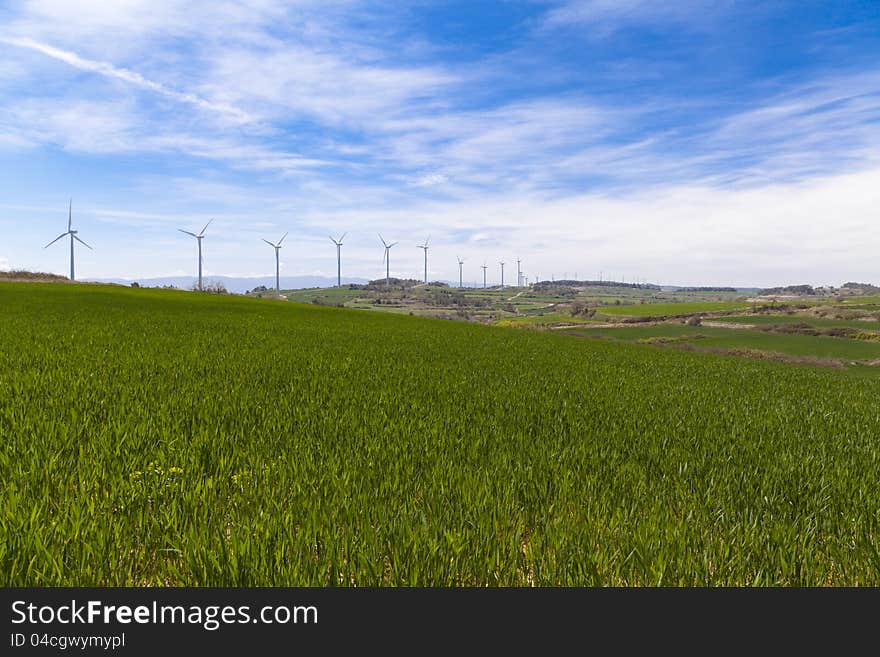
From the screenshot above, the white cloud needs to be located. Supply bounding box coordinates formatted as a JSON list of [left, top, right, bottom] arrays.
[[5, 166, 879, 286], [3, 98, 140, 152], [87, 166, 880, 286], [541, 0, 729, 33], [6, 1, 295, 55], [410, 173, 449, 187]]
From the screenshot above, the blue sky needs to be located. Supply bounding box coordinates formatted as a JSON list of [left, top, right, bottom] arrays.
[[1, 0, 879, 286]]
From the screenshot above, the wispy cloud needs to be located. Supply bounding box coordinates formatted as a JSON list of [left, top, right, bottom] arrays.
[[1, 36, 253, 123]]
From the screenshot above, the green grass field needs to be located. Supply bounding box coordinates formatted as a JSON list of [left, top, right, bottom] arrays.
[[598, 301, 750, 317], [3, 283, 880, 586], [496, 313, 601, 327], [282, 287, 363, 304], [722, 315, 880, 329]]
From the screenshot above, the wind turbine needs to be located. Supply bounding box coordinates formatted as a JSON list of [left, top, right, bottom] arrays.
[[517, 258, 522, 287], [456, 256, 465, 288], [499, 260, 506, 288], [178, 218, 212, 291], [417, 236, 430, 284], [481, 262, 488, 288], [329, 233, 346, 287], [262, 232, 288, 293], [44, 199, 92, 281], [379, 234, 398, 288]]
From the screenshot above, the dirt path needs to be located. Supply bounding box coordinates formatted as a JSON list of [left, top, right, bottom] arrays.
[[506, 289, 526, 302], [702, 320, 755, 329]]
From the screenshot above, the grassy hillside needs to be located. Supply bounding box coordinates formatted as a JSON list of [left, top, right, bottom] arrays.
[[2, 283, 880, 585]]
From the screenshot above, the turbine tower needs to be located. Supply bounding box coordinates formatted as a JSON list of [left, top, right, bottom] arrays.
[[517, 258, 522, 287], [262, 232, 288, 293], [178, 219, 213, 291], [481, 262, 488, 288], [417, 236, 430, 284], [456, 256, 465, 288], [379, 234, 398, 288], [499, 260, 506, 288], [44, 199, 92, 281], [329, 233, 346, 287]]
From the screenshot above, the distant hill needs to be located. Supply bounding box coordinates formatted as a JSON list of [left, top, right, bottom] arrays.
[[758, 284, 816, 296], [87, 275, 370, 294], [662, 285, 760, 293], [842, 282, 880, 293]]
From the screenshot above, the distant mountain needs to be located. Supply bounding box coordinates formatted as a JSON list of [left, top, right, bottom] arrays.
[[87, 275, 370, 294]]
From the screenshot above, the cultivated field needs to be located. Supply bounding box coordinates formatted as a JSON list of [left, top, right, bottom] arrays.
[[3, 283, 880, 585], [596, 301, 750, 317], [566, 324, 880, 363]]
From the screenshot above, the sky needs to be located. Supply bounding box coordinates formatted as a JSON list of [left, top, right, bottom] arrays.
[[1, 0, 879, 287]]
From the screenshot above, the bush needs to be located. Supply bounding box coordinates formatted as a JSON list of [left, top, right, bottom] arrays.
[[686, 315, 702, 326], [204, 282, 228, 295]]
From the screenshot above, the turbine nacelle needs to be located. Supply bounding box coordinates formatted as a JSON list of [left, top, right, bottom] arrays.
[[179, 218, 213, 240], [378, 234, 398, 250], [263, 232, 288, 250]]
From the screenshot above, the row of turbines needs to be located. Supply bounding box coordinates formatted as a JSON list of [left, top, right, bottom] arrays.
[[45, 202, 532, 291], [389, 235, 525, 290]]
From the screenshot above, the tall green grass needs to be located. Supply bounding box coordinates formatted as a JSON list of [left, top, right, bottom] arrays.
[[2, 283, 879, 585]]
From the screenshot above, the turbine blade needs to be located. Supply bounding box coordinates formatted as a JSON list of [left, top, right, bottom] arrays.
[[179, 229, 198, 238], [425, 235, 430, 247], [68, 199, 73, 231], [378, 233, 387, 247], [262, 239, 275, 247], [389, 241, 398, 248], [278, 232, 288, 246], [73, 234, 93, 249], [199, 218, 213, 236], [339, 232, 347, 243], [44, 232, 68, 248]]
